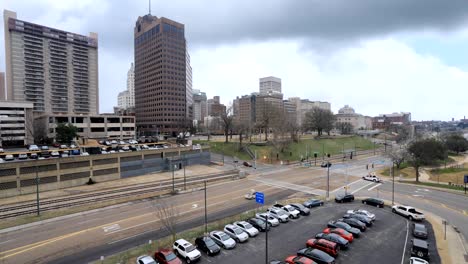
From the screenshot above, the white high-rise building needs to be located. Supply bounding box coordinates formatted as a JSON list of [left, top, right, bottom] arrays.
[[259, 76, 281, 95], [117, 63, 135, 109]]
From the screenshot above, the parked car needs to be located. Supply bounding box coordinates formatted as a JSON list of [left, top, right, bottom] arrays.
[[392, 205, 425, 221], [335, 194, 354, 203], [59, 145, 68, 149], [0, 158, 4, 163], [320, 161, 332, 168], [267, 208, 290, 223], [172, 239, 201, 263], [362, 174, 382, 182], [361, 197, 385, 208], [40, 151, 50, 158], [209, 231, 236, 249], [81, 152, 90, 156], [256, 213, 280, 227], [297, 248, 335, 264], [303, 199, 324, 208], [4, 154, 14, 161], [61, 153, 69, 158], [247, 218, 270, 232], [413, 223, 428, 239], [284, 255, 315, 264], [18, 153, 28, 160], [306, 238, 339, 257], [343, 213, 373, 226], [243, 161, 253, 167], [323, 228, 353, 242], [281, 204, 300, 219], [327, 220, 361, 237], [315, 233, 349, 249], [70, 144, 77, 149], [30, 153, 38, 160], [136, 255, 157, 264], [194, 236, 220, 256], [50, 151, 60, 158], [0, 148, 4, 153], [41, 146, 49, 150], [410, 238, 429, 260], [347, 209, 376, 221], [29, 144, 39, 151], [223, 224, 249, 242], [121, 146, 130, 151], [409, 257, 429, 264], [233, 221, 259, 237], [154, 249, 182, 264], [337, 218, 366, 232], [290, 203, 310, 216]]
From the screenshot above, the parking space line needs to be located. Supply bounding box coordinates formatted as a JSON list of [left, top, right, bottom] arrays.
[[351, 182, 375, 194], [367, 183, 382, 191], [400, 220, 409, 264]]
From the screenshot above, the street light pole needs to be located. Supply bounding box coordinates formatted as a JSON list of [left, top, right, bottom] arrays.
[[204, 180, 208, 234], [326, 161, 330, 200], [35, 164, 40, 216], [264, 214, 268, 264], [171, 158, 175, 192], [183, 154, 186, 190], [391, 162, 395, 205]]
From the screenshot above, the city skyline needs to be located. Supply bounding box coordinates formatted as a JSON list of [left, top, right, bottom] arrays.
[[1, 1, 468, 120]]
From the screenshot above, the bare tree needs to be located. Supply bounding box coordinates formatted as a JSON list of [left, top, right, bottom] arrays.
[[234, 120, 249, 148], [220, 107, 234, 143], [256, 103, 281, 141], [386, 147, 409, 170], [336, 122, 354, 135], [152, 200, 180, 243], [303, 108, 335, 136]]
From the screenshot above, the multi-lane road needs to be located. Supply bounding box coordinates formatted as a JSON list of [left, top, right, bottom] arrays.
[[0, 154, 466, 264]]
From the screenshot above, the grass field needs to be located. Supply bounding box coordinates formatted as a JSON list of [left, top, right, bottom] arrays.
[[380, 162, 415, 178], [429, 163, 468, 185], [195, 136, 375, 162]]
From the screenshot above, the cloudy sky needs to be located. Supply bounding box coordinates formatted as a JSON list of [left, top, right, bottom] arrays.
[[1, 0, 468, 121]]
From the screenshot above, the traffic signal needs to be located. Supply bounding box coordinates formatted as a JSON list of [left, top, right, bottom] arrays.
[[350, 152, 353, 159], [314, 153, 317, 158]]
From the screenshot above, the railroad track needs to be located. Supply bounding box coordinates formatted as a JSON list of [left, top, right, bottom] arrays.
[[0, 170, 239, 219]]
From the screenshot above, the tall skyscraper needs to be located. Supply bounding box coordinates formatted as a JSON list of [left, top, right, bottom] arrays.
[[134, 14, 192, 136], [117, 63, 135, 109], [259, 76, 281, 95], [3, 10, 99, 115], [0, 72, 5, 100], [192, 89, 207, 122]]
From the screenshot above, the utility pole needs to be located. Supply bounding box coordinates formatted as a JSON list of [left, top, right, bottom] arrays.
[[264, 214, 268, 264], [204, 180, 208, 234], [373, 141, 376, 155], [254, 150, 257, 170], [35, 164, 40, 216], [391, 163, 395, 205], [326, 154, 330, 200], [171, 158, 175, 192], [183, 154, 186, 190]]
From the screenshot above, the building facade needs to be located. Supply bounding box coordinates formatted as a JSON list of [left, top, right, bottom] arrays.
[[34, 114, 135, 141], [134, 14, 190, 136], [372, 112, 412, 130], [3, 10, 99, 115], [0, 101, 34, 146], [255, 93, 284, 124], [0, 72, 5, 100], [335, 105, 372, 131], [288, 97, 331, 127], [259, 76, 281, 95], [117, 63, 135, 110], [192, 89, 207, 122]]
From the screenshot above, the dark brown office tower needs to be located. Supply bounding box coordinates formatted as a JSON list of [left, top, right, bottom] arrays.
[[134, 14, 191, 136]]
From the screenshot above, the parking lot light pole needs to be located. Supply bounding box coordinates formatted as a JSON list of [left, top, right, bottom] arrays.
[[204, 180, 207, 234], [35, 164, 40, 216], [171, 158, 175, 192], [326, 162, 330, 200], [264, 214, 268, 264], [183, 154, 186, 190], [391, 162, 395, 205]]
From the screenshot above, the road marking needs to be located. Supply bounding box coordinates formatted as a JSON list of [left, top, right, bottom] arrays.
[[463, 210, 468, 216], [0, 239, 13, 245], [401, 220, 409, 264], [192, 204, 198, 209], [102, 224, 120, 233], [412, 194, 424, 197], [351, 182, 375, 194], [367, 183, 382, 191], [108, 229, 154, 245]]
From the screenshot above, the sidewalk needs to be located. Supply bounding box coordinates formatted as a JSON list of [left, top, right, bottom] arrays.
[[0, 165, 223, 205]]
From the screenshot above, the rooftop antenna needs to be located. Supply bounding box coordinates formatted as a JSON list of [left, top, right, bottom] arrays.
[[149, 0, 151, 15]]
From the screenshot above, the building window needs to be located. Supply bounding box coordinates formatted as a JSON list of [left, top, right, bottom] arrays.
[[91, 127, 105, 132]]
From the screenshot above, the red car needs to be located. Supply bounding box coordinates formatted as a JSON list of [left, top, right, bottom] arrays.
[[323, 227, 353, 242], [154, 249, 182, 264], [306, 238, 339, 257], [285, 255, 317, 264]]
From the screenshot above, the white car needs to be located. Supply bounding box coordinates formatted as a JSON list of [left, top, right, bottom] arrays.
[[29, 144, 39, 151], [233, 221, 259, 237], [81, 152, 90, 156], [70, 144, 77, 148], [223, 224, 249, 242], [101, 150, 108, 154], [392, 205, 425, 221], [5, 154, 14, 161], [363, 174, 382, 182], [409, 257, 429, 264], [256, 213, 279, 227], [0, 158, 4, 163], [136, 255, 157, 264], [51, 151, 60, 158], [267, 208, 289, 223], [173, 239, 201, 263], [282, 204, 301, 219], [118, 141, 126, 145], [209, 231, 236, 249], [347, 209, 376, 221], [18, 153, 28, 160], [129, 139, 138, 144], [0, 148, 4, 153], [59, 145, 68, 149]]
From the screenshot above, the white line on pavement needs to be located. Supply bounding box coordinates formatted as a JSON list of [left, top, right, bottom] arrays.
[[401, 220, 409, 264], [108, 229, 153, 245], [351, 182, 375, 194], [367, 183, 382, 191]]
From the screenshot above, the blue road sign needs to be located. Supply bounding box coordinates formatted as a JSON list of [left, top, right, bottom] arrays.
[[464, 175, 468, 184], [255, 192, 265, 205]]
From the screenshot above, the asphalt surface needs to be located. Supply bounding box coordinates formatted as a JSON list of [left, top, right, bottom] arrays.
[[196, 202, 440, 264]]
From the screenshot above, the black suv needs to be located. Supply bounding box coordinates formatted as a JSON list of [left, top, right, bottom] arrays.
[[410, 238, 429, 260], [335, 194, 354, 203], [413, 223, 428, 239], [362, 197, 384, 208]]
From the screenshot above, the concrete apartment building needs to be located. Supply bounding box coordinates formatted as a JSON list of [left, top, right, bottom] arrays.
[[35, 114, 135, 141], [259, 76, 281, 95], [0, 100, 34, 146], [0, 72, 5, 100], [117, 63, 135, 110], [134, 14, 192, 136], [3, 10, 99, 115], [192, 89, 207, 122], [288, 97, 331, 126], [335, 105, 372, 131]]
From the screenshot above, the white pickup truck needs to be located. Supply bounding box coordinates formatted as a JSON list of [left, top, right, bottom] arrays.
[[392, 205, 425, 221], [362, 174, 382, 182]]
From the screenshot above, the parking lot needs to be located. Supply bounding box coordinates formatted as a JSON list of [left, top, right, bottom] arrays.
[[197, 202, 440, 264]]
